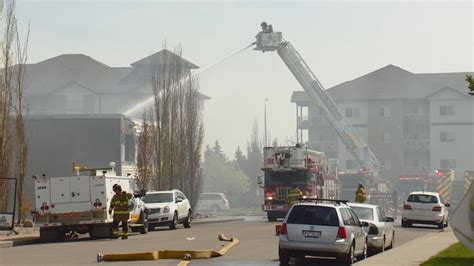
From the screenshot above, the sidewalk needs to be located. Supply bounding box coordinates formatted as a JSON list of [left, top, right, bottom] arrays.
[[0, 216, 245, 248], [358, 228, 458, 265]]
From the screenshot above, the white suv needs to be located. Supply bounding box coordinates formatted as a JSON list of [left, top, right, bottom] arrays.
[[279, 200, 367, 265], [141, 190, 192, 230], [401, 191, 449, 229], [196, 193, 230, 212]]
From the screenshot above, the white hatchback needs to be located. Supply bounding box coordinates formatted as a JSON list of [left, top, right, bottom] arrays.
[[401, 191, 449, 229], [142, 190, 192, 230]]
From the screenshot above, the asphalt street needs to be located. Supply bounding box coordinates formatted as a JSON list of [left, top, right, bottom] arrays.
[[0, 216, 441, 265]]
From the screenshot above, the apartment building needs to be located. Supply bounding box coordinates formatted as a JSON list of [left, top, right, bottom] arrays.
[[291, 65, 473, 182]]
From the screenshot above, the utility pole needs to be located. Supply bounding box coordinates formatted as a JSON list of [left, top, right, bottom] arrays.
[[264, 98, 269, 147]]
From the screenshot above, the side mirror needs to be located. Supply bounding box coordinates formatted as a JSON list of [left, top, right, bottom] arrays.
[[360, 221, 369, 227], [385, 217, 395, 222], [445, 202, 451, 207], [176, 198, 183, 203]]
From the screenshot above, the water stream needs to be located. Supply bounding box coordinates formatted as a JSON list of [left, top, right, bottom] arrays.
[[123, 42, 256, 116]]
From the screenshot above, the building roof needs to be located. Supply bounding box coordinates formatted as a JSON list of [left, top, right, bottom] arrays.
[[131, 49, 199, 69], [24, 50, 202, 95], [291, 65, 473, 102]]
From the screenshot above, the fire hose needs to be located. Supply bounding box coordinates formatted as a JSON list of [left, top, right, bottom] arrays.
[[97, 234, 239, 263]]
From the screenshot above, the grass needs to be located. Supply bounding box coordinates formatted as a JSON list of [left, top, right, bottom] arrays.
[[421, 242, 474, 266]]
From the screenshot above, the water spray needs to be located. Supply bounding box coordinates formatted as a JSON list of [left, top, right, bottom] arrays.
[[123, 41, 256, 116]]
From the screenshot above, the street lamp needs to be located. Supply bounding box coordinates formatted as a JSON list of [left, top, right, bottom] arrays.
[[264, 98, 269, 147]]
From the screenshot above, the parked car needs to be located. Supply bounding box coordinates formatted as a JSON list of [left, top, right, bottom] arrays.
[[196, 193, 230, 212], [347, 203, 395, 253], [278, 200, 367, 265], [141, 189, 192, 231], [401, 191, 449, 229]]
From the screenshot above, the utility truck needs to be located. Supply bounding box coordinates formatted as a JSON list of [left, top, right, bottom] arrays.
[[32, 164, 148, 242], [259, 145, 337, 221]]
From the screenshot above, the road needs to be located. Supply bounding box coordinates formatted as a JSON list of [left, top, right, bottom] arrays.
[[0, 216, 441, 265]]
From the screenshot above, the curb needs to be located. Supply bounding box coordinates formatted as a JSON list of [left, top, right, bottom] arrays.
[[0, 237, 39, 248], [0, 218, 245, 248], [357, 229, 457, 265], [193, 218, 245, 225]]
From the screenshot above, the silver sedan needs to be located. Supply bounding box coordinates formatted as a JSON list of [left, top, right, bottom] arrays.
[[348, 203, 395, 253]]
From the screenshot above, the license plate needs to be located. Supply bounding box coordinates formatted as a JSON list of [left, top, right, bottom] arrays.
[[302, 230, 321, 238]]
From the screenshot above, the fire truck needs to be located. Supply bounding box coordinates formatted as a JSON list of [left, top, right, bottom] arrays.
[[253, 22, 380, 182], [259, 145, 338, 221]]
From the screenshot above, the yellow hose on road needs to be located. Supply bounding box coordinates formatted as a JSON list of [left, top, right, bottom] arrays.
[[97, 234, 239, 263]]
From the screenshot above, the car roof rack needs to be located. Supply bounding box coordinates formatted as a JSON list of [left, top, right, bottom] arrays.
[[297, 198, 349, 206]]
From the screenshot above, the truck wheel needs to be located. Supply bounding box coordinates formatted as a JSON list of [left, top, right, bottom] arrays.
[[183, 210, 192, 228], [40, 227, 59, 243], [90, 224, 113, 239], [267, 212, 277, 222]]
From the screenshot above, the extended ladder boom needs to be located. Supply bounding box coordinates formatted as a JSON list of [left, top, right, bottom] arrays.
[[254, 26, 379, 176]]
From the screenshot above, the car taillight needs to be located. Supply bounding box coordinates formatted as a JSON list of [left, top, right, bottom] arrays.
[[368, 225, 379, 235], [223, 199, 229, 206], [432, 206, 442, 212], [403, 204, 412, 210], [280, 223, 288, 236], [337, 226, 347, 239]]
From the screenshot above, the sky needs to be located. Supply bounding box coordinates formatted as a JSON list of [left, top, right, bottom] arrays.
[[15, 0, 474, 158]]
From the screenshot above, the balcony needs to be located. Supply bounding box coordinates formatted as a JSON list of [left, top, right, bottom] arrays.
[[403, 139, 430, 152]]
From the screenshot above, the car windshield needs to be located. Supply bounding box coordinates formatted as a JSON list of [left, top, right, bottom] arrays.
[[407, 194, 438, 203], [142, 193, 173, 203], [287, 205, 339, 226], [350, 206, 374, 220]]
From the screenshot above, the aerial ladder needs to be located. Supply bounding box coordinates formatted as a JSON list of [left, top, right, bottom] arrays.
[[253, 22, 379, 177]]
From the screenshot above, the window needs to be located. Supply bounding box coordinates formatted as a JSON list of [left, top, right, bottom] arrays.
[[345, 107, 360, 118], [439, 105, 455, 116], [440, 159, 456, 169], [340, 208, 354, 226], [381, 132, 391, 143], [376, 207, 386, 222], [142, 193, 173, 203], [380, 106, 390, 117], [407, 194, 439, 204], [348, 208, 361, 227], [287, 206, 339, 226], [351, 206, 374, 220], [380, 159, 392, 170], [346, 160, 355, 170], [66, 95, 84, 112], [440, 132, 455, 143]]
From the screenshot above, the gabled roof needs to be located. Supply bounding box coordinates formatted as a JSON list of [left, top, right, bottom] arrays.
[[24, 50, 202, 95], [327, 64, 441, 100], [131, 49, 199, 69], [24, 54, 131, 94], [290, 65, 473, 103], [417, 72, 473, 94], [426, 86, 470, 99]]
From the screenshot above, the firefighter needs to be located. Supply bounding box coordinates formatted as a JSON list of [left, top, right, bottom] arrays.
[[288, 185, 303, 206], [109, 184, 132, 239], [355, 182, 367, 203]]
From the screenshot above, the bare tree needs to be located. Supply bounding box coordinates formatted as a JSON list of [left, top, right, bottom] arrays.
[[136, 111, 154, 191], [150, 47, 204, 210], [0, 0, 29, 222]]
